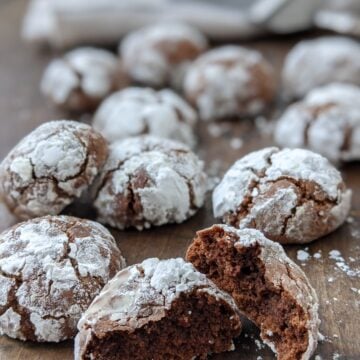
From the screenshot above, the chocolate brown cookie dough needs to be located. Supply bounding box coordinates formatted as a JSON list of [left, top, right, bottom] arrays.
[[75, 258, 242, 360], [186, 225, 320, 360]]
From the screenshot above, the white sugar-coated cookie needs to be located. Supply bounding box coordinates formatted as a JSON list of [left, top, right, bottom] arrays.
[[0, 215, 125, 342], [93, 87, 197, 147], [0, 120, 108, 220], [213, 147, 351, 244], [183, 45, 276, 121], [187, 225, 320, 360], [75, 258, 241, 360], [93, 136, 207, 230], [120, 22, 208, 88], [275, 83, 360, 163], [41, 47, 129, 111], [282, 37, 360, 99]]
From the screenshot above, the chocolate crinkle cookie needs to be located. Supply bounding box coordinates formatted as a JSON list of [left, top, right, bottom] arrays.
[[183, 45, 276, 121], [282, 36, 360, 99], [120, 22, 208, 89], [75, 257, 242, 360], [92, 87, 197, 147], [186, 225, 320, 360], [0, 215, 125, 342], [275, 83, 360, 164], [93, 136, 207, 230], [213, 147, 352, 244], [0, 120, 108, 220], [41, 47, 129, 112]]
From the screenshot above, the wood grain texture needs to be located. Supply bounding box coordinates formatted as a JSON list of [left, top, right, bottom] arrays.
[[0, 1, 359, 359]]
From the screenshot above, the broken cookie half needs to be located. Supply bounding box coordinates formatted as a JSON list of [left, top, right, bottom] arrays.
[[186, 225, 320, 360], [75, 257, 242, 360]]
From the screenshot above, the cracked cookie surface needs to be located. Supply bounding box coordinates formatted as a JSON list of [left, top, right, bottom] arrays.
[[0, 120, 108, 220], [213, 147, 351, 244], [93, 136, 207, 230], [186, 225, 320, 360], [275, 83, 360, 163], [93, 87, 197, 147], [282, 36, 360, 99], [41, 47, 129, 112], [0, 215, 125, 342], [183, 45, 275, 121], [120, 22, 208, 89], [75, 257, 241, 360]]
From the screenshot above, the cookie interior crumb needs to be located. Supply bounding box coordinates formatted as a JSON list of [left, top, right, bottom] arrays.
[[187, 226, 310, 360], [81, 290, 238, 360]]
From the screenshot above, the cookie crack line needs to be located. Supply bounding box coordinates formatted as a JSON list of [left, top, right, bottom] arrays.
[[1, 268, 37, 339], [94, 147, 192, 199], [233, 150, 275, 221], [7, 137, 90, 203], [264, 176, 340, 238]]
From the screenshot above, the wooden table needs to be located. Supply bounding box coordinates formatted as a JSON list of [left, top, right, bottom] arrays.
[[0, 1, 359, 359]]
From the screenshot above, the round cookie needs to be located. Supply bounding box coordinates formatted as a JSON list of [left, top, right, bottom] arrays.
[[120, 22, 208, 88], [282, 36, 360, 99], [0, 215, 125, 342], [93, 87, 197, 147], [275, 83, 360, 163], [92, 136, 207, 230], [0, 120, 108, 220], [186, 225, 320, 360], [212, 147, 352, 244], [41, 47, 129, 112], [183, 45, 276, 121], [75, 257, 242, 360]]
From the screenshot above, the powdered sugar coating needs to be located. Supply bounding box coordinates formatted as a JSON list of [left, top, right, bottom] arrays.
[[0, 120, 108, 220], [93, 87, 197, 147], [120, 22, 208, 88], [0, 215, 125, 342], [41, 47, 129, 111], [275, 83, 360, 163], [75, 257, 241, 359], [282, 37, 360, 99], [213, 147, 351, 243], [0, 196, 18, 232], [192, 225, 320, 360], [316, 0, 360, 37], [183, 45, 275, 121], [93, 136, 207, 230]]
